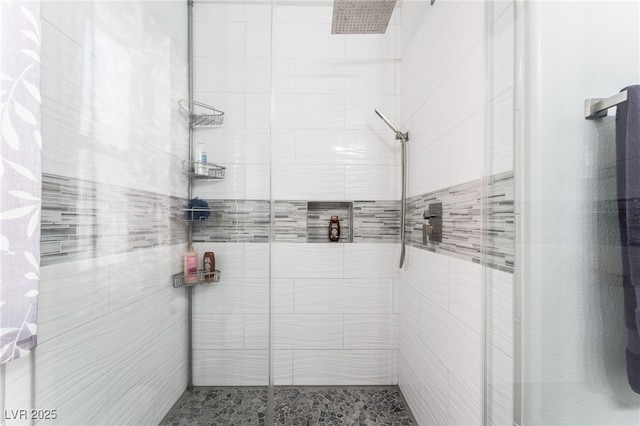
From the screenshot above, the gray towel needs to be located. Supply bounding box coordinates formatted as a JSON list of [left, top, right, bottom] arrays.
[[616, 85, 640, 394]]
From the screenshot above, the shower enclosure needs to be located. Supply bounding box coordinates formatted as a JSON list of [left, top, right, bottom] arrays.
[[484, 0, 640, 424], [184, 0, 404, 423]]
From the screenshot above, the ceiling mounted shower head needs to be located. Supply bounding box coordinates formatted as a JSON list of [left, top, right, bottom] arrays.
[[331, 0, 397, 34]]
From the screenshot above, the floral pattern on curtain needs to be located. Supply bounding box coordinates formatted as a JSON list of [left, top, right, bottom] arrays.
[[0, 0, 42, 364]]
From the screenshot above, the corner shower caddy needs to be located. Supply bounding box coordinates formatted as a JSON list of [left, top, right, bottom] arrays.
[[178, 99, 225, 127], [172, 99, 226, 289]]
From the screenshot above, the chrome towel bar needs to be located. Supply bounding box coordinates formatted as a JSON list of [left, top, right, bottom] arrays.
[[585, 91, 628, 119]]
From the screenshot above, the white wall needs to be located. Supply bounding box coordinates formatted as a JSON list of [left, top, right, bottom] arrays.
[[398, 1, 485, 424], [521, 1, 640, 424], [1, 2, 190, 425], [191, 1, 401, 386]]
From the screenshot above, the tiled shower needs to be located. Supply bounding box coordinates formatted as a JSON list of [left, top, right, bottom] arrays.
[[0, 0, 516, 425]]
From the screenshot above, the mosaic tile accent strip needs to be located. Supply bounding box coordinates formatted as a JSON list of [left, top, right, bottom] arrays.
[[274, 200, 307, 242], [159, 386, 416, 426], [353, 200, 401, 243], [274, 200, 401, 244], [191, 200, 271, 243], [485, 172, 515, 272], [405, 171, 514, 272], [41, 174, 188, 266]]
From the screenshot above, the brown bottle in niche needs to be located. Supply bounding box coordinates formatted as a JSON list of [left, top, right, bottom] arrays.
[[203, 251, 216, 282], [329, 215, 340, 242]]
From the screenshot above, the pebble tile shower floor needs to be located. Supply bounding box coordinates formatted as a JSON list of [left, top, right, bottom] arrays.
[[159, 386, 416, 425]]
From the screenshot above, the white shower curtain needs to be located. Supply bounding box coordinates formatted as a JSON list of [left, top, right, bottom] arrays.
[[0, 0, 42, 364]]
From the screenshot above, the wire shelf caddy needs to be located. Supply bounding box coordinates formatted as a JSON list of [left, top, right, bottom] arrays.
[[178, 99, 224, 127]]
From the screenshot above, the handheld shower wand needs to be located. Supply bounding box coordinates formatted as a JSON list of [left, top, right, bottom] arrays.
[[374, 109, 408, 141], [374, 109, 409, 268]]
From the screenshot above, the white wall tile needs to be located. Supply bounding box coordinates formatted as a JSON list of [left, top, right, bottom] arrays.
[[407, 131, 450, 197], [35, 316, 113, 409], [344, 315, 398, 350], [293, 350, 395, 385], [346, 25, 401, 60], [295, 60, 396, 95], [295, 279, 393, 314], [272, 58, 296, 93], [274, 279, 295, 314], [244, 314, 269, 349], [345, 165, 400, 200], [271, 129, 296, 164], [193, 22, 246, 57], [487, 343, 514, 426], [246, 57, 272, 93], [246, 23, 271, 58], [195, 128, 269, 164], [192, 164, 245, 199], [344, 243, 398, 279], [275, 350, 293, 386], [245, 165, 271, 199], [193, 314, 244, 350], [275, 314, 344, 349], [487, 269, 514, 357], [401, 246, 450, 310], [420, 299, 482, 396], [4, 354, 34, 420], [193, 279, 268, 314], [153, 286, 188, 338], [274, 23, 345, 59], [274, 243, 344, 279], [450, 110, 483, 186], [193, 350, 267, 386], [244, 244, 269, 278], [151, 323, 188, 424], [345, 95, 400, 131], [272, 165, 345, 200], [194, 57, 246, 93], [193, 3, 247, 23], [245, 93, 271, 129], [108, 344, 156, 426], [294, 129, 396, 166], [448, 371, 482, 426], [449, 257, 483, 334], [272, 94, 345, 129], [488, 89, 515, 176], [38, 260, 110, 344], [450, 0, 485, 70], [38, 375, 109, 426]]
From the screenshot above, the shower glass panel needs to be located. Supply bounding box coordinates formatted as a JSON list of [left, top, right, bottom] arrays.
[[186, 0, 273, 422], [187, 0, 403, 423], [484, 1, 640, 425]]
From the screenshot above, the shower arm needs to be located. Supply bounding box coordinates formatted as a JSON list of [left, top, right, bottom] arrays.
[[375, 109, 408, 141]]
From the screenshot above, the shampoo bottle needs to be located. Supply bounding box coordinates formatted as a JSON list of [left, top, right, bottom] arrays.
[[184, 242, 199, 283], [196, 140, 207, 175]]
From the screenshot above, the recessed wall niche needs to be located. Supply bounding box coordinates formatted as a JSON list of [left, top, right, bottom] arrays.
[[307, 201, 353, 243]]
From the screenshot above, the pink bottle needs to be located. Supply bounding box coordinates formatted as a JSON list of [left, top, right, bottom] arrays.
[[184, 243, 199, 283]]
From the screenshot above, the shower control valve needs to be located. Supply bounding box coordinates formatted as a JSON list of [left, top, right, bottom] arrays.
[[422, 202, 443, 244]]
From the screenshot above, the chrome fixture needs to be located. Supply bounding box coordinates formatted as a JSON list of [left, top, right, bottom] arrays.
[[331, 0, 397, 34], [585, 91, 628, 119], [423, 203, 442, 244], [374, 108, 409, 268]]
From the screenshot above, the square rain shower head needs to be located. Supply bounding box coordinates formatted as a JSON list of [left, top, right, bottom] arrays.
[[331, 0, 397, 34]]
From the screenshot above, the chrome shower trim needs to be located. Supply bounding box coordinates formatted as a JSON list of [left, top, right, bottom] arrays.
[[374, 108, 408, 141], [374, 108, 409, 268]]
